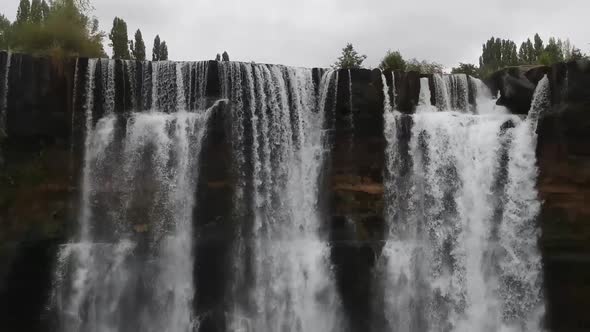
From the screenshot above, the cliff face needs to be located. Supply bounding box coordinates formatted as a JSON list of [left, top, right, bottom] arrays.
[[0, 51, 589, 331]]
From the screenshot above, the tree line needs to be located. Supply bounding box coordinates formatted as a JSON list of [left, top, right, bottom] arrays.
[[334, 35, 587, 78], [0, 0, 171, 61]]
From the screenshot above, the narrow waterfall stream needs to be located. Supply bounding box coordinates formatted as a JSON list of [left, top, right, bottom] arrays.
[[52, 60, 214, 332], [220, 62, 343, 332], [379, 73, 547, 332]]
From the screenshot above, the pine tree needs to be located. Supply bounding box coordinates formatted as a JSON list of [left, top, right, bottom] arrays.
[[222, 51, 229, 61], [30, 0, 42, 23], [109, 17, 131, 59], [160, 41, 168, 60], [131, 29, 146, 61], [152, 35, 161, 61], [0, 14, 10, 49], [16, 0, 31, 25], [332, 43, 367, 69]]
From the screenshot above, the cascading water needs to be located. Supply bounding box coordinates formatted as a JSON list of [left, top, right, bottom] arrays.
[[379, 74, 547, 331], [52, 59, 214, 332], [433, 74, 469, 112], [221, 62, 342, 332], [0, 51, 11, 137]]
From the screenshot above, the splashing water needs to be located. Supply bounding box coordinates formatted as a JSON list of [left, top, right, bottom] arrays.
[[221, 62, 343, 332], [379, 74, 548, 332], [52, 59, 215, 332]]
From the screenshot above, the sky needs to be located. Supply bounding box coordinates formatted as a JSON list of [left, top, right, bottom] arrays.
[[1, 0, 588, 69]]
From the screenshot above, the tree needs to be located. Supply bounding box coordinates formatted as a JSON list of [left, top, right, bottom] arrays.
[[40, 0, 49, 21], [30, 0, 44, 24], [533, 33, 544, 61], [451, 63, 479, 77], [540, 37, 564, 65], [333, 43, 366, 69], [0, 14, 10, 49], [222, 51, 229, 61], [16, 0, 31, 25], [109, 17, 131, 59], [8, 0, 105, 58], [215, 53, 221, 61], [379, 50, 406, 71], [152, 35, 160, 60], [159, 41, 168, 60], [405, 58, 444, 74], [570, 47, 584, 60], [130, 29, 145, 61]]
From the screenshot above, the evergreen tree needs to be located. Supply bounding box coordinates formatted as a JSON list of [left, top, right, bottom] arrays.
[[332, 43, 366, 69], [109, 17, 131, 59], [152, 35, 160, 61], [540, 37, 564, 65], [131, 29, 146, 61], [40, 0, 49, 21], [222, 51, 229, 61], [30, 0, 43, 24], [215, 53, 221, 61], [533, 33, 544, 61], [159, 41, 168, 60], [379, 50, 406, 71], [16, 0, 31, 25]]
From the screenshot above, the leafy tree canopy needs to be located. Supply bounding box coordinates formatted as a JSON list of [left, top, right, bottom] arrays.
[[333, 43, 366, 69], [379, 50, 406, 71], [451, 63, 479, 78]]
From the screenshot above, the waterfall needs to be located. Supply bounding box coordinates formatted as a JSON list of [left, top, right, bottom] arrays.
[[379, 74, 548, 331], [221, 62, 342, 332], [433, 74, 470, 112], [52, 59, 215, 332], [0, 51, 11, 137]]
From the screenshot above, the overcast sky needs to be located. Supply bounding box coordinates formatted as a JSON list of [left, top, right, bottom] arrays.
[[2, 0, 588, 68]]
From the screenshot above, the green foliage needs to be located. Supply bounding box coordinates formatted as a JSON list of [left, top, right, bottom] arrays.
[[333, 43, 366, 69], [41, 0, 50, 21], [479, 37, 518, 74], [222, 51, 229, 61], [405, 58, 443, 74], [518, 38, 535, 64], [0, 14, 10, 49], [152, 35, 160, 60], [451, 63, 479, 77], [30, 0, 43, 23], [109, 17, 130, 59], [533, 33, 544, 60], [130, 29, 145, 61], [7, 0, 105, 58], [379, 50, 406, 71], [159, 41, 168, 60], [215, 53, 221, 61], [16, 0, 31, 25]]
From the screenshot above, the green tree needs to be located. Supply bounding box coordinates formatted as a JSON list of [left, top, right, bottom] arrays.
[[215, 53, 221, 61], [109, 17, 130, 59], [406, 58, 444, 74], [540, 37, 564, 65], [8, 0, 105, 58], [333, 43, 366, 69], [30, 0, 43, 24], [159, 41, 168, 60], [379, 50, 406, 71], [130, 29, 145, 60], [533, 33, 544, 61], [41, 0, 49, 21], [570, 47, 584, 60], [451, 63, 479, 77], [152, 35, 160, 60], [222, 51, 229, 61], [16, 0, 31, 25], [0, 14, 11, 49]]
